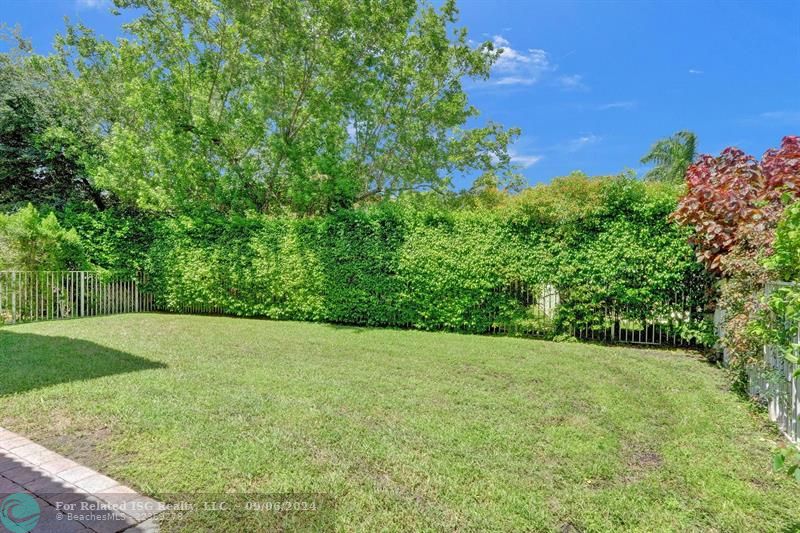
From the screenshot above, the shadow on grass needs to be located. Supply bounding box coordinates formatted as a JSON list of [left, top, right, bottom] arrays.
[[0, 331, 166, 396], [321, 322, 378, 334]]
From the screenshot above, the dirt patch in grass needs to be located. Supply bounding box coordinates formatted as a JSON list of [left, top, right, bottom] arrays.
[[629, 450, 662, 469], [33, 414, 134, 472], [1, 411, 118, 469], [622, 445, 663, 484], [50, 425, 113, 462]]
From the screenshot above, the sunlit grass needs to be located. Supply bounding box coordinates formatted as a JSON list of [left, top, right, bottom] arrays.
[[1, 314, 797, 531]]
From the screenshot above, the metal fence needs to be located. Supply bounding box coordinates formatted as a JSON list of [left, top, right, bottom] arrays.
[[0, 271, 154, 325], [748, 281, 800, 443], [477, 281, 710, 347], [1, 270, 710, 348], [162, 280, 710, 348]]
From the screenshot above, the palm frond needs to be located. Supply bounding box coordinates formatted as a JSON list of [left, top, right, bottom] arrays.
[[640, 130, 697, 182]]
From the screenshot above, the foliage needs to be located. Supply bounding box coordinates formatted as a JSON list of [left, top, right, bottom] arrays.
[[753, 197, 800, 481], [0, 203, 86, 270], [767, 200, 800, 281], [58, 204, 155, 277], [44, 0, 519, 216], [715, 266, 768, 367], [673, 136, 800, 274], [640, 130, 697, 183], [0, 27, 106, 212], [750, 286, 800, 357], [134, 174, 710, 342], [747, 283, 800, 480], [673, 136, 800, 366], [773, 444, 800, 482], [503, 171, 606, 228]]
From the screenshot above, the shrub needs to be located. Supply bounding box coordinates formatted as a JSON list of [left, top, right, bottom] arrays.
[[673, 136, 800, 365], [131, 174, 709, 341], [59, 204, 155, 277], [0, 203, 86, 270], [767, 200, 800, 281]]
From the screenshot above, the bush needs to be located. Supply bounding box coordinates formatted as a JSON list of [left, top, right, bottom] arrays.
[[767, 200, 800, 281], [59, 204, 155, 277], [672, 136, 800, 366], [131, 174, 709, 341], [0, 203, 86, 270]]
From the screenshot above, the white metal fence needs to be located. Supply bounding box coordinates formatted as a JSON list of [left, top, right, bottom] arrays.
[[748, 281, 800, 443], [0, 271, 154, 325], [481, 282, 711, 347], [1, 270, 710, 349], [157, 278, 711, 348]]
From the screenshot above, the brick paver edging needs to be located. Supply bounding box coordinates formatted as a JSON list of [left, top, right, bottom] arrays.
[[0, 427, 163, 532]]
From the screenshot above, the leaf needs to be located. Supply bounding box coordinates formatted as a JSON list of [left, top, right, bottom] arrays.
[[773, 452, 785, 471]]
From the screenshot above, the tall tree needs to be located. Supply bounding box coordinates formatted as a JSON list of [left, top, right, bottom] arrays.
[[53, 0, 519, 216], [0, 27, 107, 212], [640, 130, 697, 183]]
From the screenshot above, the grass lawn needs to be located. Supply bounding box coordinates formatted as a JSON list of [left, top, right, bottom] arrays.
[[1, 314, 798, 531]]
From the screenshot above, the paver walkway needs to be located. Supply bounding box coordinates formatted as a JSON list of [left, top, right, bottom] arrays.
[[0, 427, 163, 532]]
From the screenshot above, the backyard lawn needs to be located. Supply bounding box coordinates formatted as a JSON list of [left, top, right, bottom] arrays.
[[0, 314, 798, 531]]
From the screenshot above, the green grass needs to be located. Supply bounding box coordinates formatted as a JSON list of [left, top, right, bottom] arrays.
[[1, 314, 798, 531]]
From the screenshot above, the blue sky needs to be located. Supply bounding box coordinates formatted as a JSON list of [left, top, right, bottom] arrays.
[[2, 0, 799, 188]]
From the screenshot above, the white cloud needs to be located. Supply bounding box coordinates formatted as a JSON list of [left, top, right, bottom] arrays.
[[760, 110, 800, 123], [76, 0, 109, 8], [564, 134, 601, 152], [488, 36, 586, 91], [493, 76, 535, 86], [510, 152, 543, 168], [598, 101, 636, 111], [557, 74, 587, 91], [505, 134, 599, 169], [491, 36, 555, 86], [688, 69, 704, 75]]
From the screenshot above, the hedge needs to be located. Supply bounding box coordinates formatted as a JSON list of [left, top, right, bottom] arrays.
[[63, 175, 710, 341]]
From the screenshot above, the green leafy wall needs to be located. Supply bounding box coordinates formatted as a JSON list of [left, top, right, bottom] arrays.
[[99, 176, 709, 340]]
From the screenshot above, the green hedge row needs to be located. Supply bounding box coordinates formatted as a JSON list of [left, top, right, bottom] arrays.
[[60, 176, 705, 340]]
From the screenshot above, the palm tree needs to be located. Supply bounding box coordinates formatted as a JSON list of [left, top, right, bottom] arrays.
[[640, 130, 698, 183]]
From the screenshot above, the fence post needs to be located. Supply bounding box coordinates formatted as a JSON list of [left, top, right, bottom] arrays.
[[80, 271, 86, 318], [10, 271, 16, 324]]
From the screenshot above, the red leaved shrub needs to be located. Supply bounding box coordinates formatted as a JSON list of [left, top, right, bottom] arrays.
[[673, 136, 800, 275], [673, 136, 800, 366]]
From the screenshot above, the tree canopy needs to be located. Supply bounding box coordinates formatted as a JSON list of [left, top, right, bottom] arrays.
[[10, 0, 520, 216], [0, 26, 106, 211]]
